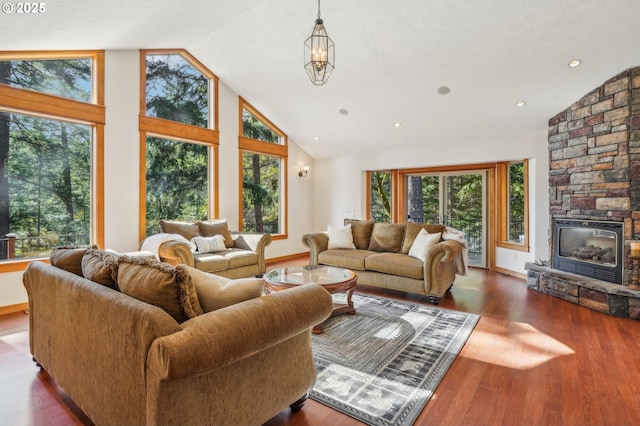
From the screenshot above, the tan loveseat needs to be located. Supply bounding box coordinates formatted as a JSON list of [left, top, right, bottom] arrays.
[[302, 219, 467, 304], [143, 219, 272, 279], [23, 247, 332, 426]]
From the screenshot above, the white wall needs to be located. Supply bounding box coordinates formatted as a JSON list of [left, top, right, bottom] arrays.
[[0, 50, 316, 308], [313, 132, 550, 275]]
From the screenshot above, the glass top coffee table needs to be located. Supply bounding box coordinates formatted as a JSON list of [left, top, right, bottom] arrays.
[[264, 265, 357, 334]]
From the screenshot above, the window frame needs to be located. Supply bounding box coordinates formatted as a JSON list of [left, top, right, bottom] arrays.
[[0, 50, 105, 272], [238, 97, 288, 239], [138, 49, 220, 242], [496, 159, 529, 252], [365, 170, 397, 223]]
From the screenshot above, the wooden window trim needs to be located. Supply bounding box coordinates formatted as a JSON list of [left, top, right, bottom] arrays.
[[0, 50, 105, 272], [496, 160, 529, 252], [238, 98, 288, 239], [138, 49, 219, 243]]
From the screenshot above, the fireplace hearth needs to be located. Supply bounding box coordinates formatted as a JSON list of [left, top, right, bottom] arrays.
[[553, 219, 623, 284]]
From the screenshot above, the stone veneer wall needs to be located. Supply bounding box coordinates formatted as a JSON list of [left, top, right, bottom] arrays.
[[548, 66, 640, 283], [527, 66, 640, 319]]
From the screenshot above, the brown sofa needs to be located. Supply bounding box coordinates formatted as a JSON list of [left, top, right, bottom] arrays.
[[302, 219, 467, 304], [23, 247, 332, 426], [142, 219, 272, 279]]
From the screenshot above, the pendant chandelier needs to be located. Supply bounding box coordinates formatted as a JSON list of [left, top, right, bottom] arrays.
[[304, 0, 335, 86]]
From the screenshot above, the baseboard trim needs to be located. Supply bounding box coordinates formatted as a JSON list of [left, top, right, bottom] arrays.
[[493, 266, 527, 280], [0, 302, 28, 316], [266, 252, 309, 265]]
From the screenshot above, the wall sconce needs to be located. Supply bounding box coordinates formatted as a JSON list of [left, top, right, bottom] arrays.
[[298, 165, 310, 177]]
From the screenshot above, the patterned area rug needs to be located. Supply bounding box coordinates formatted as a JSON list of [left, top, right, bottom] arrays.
[[310, 293, 480, 426]]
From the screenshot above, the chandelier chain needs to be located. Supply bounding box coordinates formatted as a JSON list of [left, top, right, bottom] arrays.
[[317, 0, 321, 19]]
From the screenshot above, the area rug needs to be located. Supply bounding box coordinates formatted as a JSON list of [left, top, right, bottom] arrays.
[[310, 293, 480, 426]]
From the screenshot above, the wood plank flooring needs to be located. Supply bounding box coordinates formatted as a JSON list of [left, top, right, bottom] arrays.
[[2, 259, 640, 425]]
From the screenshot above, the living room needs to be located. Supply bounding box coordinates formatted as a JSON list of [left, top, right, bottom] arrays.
[[1, 1, 640, 425]]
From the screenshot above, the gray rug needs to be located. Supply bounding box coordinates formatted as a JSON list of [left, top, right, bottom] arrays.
[[310, 293, 480, 426]]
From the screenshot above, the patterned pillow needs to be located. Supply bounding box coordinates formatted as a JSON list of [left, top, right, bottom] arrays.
[[191, 235, 227, 253], [117, 256, 203, 323]]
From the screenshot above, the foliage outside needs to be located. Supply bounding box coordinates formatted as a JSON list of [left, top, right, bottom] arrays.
[[144, 53, 212, 235], [241, 108, 282, 233], [0, 59, 93, 260]]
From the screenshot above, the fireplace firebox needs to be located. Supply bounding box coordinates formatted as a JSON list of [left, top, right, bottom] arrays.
[[552, 219, 623, 284]]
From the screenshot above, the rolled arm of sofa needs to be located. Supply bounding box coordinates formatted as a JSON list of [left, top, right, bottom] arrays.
[[158, 240, 195, 267], [423, 240, 463, 297], [301, 232, 329, 265], [146, 284, 333, 381]]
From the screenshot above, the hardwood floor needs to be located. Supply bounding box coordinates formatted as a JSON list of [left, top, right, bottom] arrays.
[[2, 259, 640, 425]]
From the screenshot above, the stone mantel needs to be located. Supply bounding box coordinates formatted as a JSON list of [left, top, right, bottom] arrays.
[[525, 262, 640, 320]]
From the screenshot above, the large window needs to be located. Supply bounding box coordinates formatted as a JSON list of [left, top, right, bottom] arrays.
[[239, 98, 287, 237], [497, 160, 529, 250], [0, 52, 105, 271], [140, 50, 219, 239]]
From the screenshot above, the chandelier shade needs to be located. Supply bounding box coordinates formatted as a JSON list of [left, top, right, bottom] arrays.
[[304, 2, 334, 86]]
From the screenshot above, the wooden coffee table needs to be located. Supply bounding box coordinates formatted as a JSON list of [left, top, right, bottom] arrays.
[[264, 265, 357, 334]]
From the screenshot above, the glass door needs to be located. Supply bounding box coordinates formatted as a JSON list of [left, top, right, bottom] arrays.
[[405, 171, 487, 267]]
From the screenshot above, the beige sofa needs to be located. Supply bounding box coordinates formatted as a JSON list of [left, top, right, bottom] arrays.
[[302, 219, 467, 304], [23, 247, 332, 426], [143, 219, 272, 279]]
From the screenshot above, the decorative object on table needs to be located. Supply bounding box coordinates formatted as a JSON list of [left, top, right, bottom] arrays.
[[629, 242, 640, 290], [310, 293, 479, 426]]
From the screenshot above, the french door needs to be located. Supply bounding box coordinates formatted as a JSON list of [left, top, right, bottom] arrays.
[[405, 171, 488, 267]]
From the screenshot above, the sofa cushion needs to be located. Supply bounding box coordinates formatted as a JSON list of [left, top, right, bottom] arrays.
[[50, 245, 97, 276], [408, 229, 442, 261], [318, 249, 375, 271], [159, 219, 200, 241], [365, 252, 424, 280], [344, 218, 375, 250], [198, 219, 234, 248], [368, 223, 405, 253], [81, 248, 120, 289], [402, 222, 447, 253], [191, 235, 226, 253], [184, 265, 264, 312], [193, 253, 230, 273], [117, 256, 203, 323], [327, 224, 356, 249], [218, 248, 259, 269]]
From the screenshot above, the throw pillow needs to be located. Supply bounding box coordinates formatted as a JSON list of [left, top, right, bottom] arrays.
[[344, 218, 375, 250], [327, 223, 356, 250], [191, 235, 227, 253], [159, 219, 200, 241], [368, 223, 405, 253], [81, 248, 120, 289], [50, 245, 98, 276], [408, 229, 442, 261], [197, 219, 234, 248], [184, 265, 264, 312], [117, 256, 203, 323], [401, 222, 446, 253]]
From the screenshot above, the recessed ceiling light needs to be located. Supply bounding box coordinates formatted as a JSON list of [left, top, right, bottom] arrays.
[[437, 86, 451, 95], [313, 136, 319, 141], [394, 122, 402, 127], [515, 101, 526, 107], [568, 59, 582, 68], [339, 109, 349, 115]]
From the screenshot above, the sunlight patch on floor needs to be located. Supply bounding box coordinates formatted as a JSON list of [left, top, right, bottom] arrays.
[[463, 320, 574, 369]]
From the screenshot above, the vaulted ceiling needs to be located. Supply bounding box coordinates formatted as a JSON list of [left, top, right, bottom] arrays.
[[3, 0, 640, 159]]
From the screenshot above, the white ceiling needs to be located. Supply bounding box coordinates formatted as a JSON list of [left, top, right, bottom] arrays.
[[3, 0, 640, 159]]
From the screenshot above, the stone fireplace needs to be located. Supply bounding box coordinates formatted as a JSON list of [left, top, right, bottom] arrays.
[[525, 66, 640, 319]]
